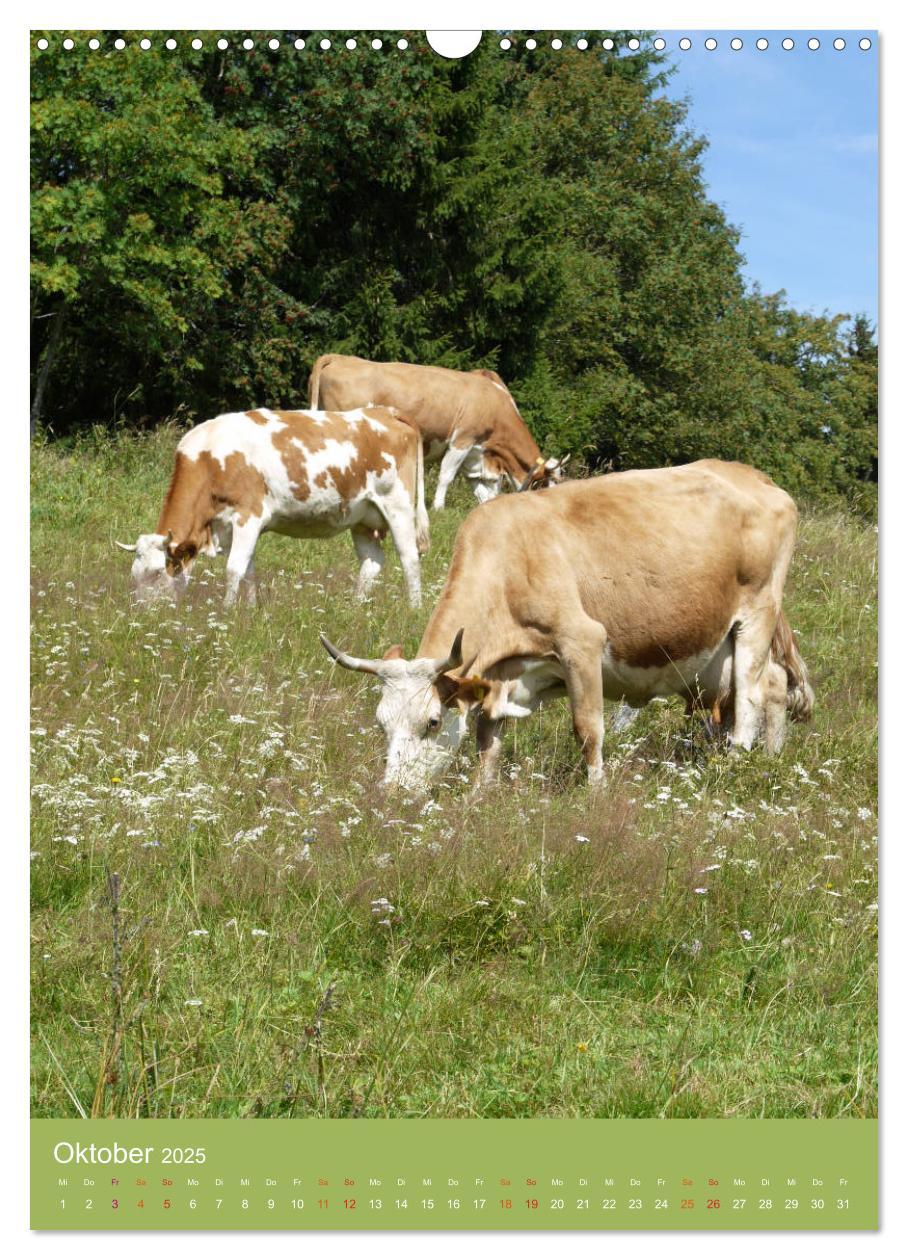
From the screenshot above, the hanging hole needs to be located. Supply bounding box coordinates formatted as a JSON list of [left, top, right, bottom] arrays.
[[426, 31, 481, 58]]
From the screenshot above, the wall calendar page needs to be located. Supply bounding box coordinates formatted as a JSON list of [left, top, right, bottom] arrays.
[[29, 23, 879, 1237]]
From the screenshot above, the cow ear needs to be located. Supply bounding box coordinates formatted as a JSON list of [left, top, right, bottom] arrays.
[[382, 644, 404, 661], [437, 674, 493, 709]]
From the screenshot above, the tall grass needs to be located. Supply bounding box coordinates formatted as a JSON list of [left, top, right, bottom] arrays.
[[30, 428, 877, 1118]]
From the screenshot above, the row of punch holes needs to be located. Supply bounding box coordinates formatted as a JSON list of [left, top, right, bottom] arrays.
[[35, 34, 874, 53]]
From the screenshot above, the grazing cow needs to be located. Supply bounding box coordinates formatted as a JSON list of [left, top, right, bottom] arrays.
[[116, 407, 430, 607], [308, 354, 569, 507], [320, 460, 814, 793]]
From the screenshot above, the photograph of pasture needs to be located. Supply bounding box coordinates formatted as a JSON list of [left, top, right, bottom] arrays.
[[31, 31, 877, 1119]]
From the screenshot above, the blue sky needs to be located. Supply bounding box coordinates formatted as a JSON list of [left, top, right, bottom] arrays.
[[657, 32, 878, 323]]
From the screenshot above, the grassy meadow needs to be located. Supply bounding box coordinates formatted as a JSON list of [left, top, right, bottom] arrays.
[[30, 427, 878, 1119]]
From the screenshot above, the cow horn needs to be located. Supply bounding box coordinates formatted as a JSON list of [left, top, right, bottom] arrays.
[[319, 632, 385, 676], [431, 628, 464, 675], [115, 541, 137, 552], [517, 468, 536, 493]]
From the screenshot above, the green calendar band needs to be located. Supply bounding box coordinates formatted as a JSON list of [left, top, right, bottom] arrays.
[[31, 1118, 877, 1230]]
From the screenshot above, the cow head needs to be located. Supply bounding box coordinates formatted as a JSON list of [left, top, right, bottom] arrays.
[[115, 532, 194, 601], [321, 628, 497, 792], [518, 455, 570, 493]]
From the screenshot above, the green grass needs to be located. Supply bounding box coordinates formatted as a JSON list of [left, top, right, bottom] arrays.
[[30, 426, 878, 1119]]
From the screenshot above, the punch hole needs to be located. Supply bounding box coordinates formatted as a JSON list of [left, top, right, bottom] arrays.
[[627, 38, 640, 50], [426, 32, 481, 58], [371, 39, 382, 50], [36, 37, 48, 50], [705, 38, 717, 51], [653, 38, 666, 51], [808, 38, 820, 50], [782, 38, 795, 50], [602, 39, 614, 50], [757, 38, 769, 51], [859, 38, 872, 50], [731, 38, 743, 50], [89, 37, 100, 50], [165, 38, 177, 51], [192, 38, 203, 50], [679, 38, 692, 51], [834, 38, 846, 50]]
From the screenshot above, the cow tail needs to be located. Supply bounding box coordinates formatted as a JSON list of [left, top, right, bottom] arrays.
[[414, 431, 430, 555], [308, 355, 328, 408], [771, 610, 814, 722]]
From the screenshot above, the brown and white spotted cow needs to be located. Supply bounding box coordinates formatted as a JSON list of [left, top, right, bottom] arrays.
[[321, 460, 814, 793], [308, 354, 569, 508], [117, 407, 430, 607]]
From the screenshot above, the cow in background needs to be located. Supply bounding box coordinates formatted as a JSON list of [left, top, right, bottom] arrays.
[[117, 406, 429, 607], [308, 354, 568, 508]]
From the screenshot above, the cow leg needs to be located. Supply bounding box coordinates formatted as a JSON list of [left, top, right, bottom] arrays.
[[730, 611, 776, 750], [762, 659, 789, 754], [224, 519, 262, 607], [379, 489, 422, 608], [559, 622, 607, 786], [473, 476, 503, 504], [474, 713, 504, 788], [432, 443, 471, 510], [351, 528, 385, 601]]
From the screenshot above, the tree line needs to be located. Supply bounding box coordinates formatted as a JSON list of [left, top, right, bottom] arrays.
[[31, 31, 877, 501]]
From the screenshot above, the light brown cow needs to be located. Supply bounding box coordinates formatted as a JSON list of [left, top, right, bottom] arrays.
[[308, 354, 568, 507], [116, 406, 429, 607], [321, 459, 814, 792]]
